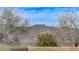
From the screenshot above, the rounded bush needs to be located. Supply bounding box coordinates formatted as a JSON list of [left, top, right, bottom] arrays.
[[37, 33, 58, 47]]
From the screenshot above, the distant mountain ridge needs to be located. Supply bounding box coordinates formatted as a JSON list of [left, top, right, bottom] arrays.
[[1, 24, 78, 47], [26, 24, 79, 47], [25, 24, 57, 46]]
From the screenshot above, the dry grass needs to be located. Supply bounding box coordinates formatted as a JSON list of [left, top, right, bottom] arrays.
[[0, 43, 10, 51], [28, 47, 79, 51], [0, 44, 79, 51]]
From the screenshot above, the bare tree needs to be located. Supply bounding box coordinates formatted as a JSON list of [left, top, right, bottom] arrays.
[[57, 11, 79, 47], [0, 8, 29, 46]]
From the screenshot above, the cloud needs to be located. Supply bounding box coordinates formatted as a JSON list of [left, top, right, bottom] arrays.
[[9, 7, 79, 26], [17, 8, 60, 26]]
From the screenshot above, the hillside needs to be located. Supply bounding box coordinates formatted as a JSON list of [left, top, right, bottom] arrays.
[[1, 24, 79, 47]]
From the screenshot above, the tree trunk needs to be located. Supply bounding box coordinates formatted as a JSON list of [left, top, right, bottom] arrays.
[[74, 39, 79, 47]]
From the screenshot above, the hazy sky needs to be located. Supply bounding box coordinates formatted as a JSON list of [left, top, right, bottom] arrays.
[[1, 7, 79, 26]]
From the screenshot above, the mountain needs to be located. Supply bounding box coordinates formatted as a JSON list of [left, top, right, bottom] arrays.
[[1, 24, 79, 47], [25, 25, 79, 47], [26, 25, 57, 46]]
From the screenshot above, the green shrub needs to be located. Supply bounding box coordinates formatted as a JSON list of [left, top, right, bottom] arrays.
[[37, 33, 57, 47]]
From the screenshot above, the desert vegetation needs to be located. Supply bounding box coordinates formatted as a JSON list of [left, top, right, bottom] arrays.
[[0, 7, 79, 51], [37, 33, 57, 47], [56, 11, 79, 47], [0, 8, 29, 50]]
